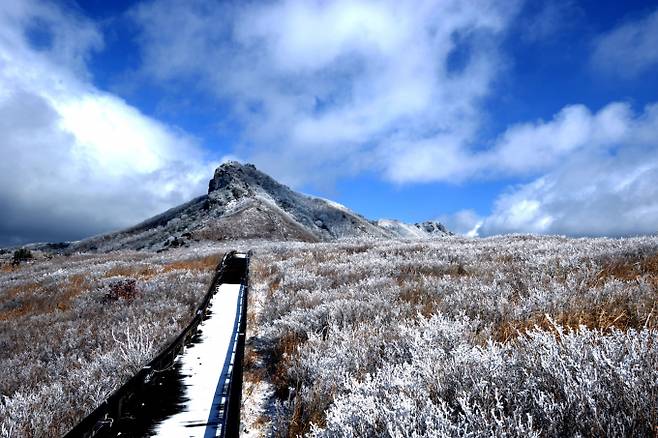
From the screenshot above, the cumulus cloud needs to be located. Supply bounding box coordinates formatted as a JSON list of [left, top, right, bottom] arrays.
[[480, 102, 658, 236], [592, 8, 658, 77], [397, 100, 657, 237], [0, 1, 213, 246], [487, 102, 631, 175], [130, 0, 520, 186]]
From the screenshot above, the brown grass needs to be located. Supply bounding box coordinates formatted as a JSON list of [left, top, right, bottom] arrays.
[[243, 347, 262, 379], [494, 292, 657, 343], [310, 251, 340, 264], [0, 250, 225, 332], [97, 254, 222, 280], [0, 274, 93, 320], [397, 262, 469, 281], [0, 302, 37, 321], [268, 332, 308, 399], [246, 238, 658, 437], [398, 281, 439, 317], [243, 326, 328, 437], [1, 263, 17, 273], [287, 392, 329, 437], [103, 265, 158, 279], [57, 274, 92, 311], [596, 252, 658, 287], [487, 251, 658, 342], [1, 282, 42, 300], [162, 254, 222, 273]]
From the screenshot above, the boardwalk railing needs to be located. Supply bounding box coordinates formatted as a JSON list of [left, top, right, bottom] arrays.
[[223, 254, 250, 437]]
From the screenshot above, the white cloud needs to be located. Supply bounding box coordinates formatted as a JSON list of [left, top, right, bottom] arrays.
[[434, 101, 657, 237], [0, 0, 213, 245], [592, 8, 658, 77], [130, 0, 520, 186], [0, 0, 103, 78], [488, 102, 631, 175], [480, 103, 658, 236]]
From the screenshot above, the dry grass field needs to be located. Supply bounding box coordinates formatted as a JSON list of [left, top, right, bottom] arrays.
[[0, 246, 224, 437], [242, 236, 658, 437]]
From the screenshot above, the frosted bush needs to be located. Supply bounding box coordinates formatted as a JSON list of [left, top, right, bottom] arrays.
[[315, 319, 657, 437], [111, 325, 157, 372], [244, 236, 658, 437]]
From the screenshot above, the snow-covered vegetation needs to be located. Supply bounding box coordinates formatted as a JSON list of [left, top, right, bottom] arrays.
[[0, 246, 224, 437], [2, 234, 657, 437], [243, 236, 658, 437]]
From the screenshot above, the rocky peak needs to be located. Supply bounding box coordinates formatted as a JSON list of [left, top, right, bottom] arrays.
[[208, 161, 258, 194], [206, 161, 301, 211], [415, 221, 451, 235]]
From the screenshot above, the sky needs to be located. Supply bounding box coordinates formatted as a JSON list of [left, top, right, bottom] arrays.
[[1, 0, 658, 246]]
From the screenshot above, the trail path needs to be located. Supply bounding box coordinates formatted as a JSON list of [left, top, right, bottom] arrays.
[[152, 281, 244, 437]]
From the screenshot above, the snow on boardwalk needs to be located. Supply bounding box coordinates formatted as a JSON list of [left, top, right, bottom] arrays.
[[152, 282, 244, 438]]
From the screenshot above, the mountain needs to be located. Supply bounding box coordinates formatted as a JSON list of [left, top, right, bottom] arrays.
[[70, 162, 450, 252], [377, 219, 450, 239]]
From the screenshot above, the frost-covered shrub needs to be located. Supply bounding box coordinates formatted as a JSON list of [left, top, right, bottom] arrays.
[[244, 236, 658, 437], [315, 319, 657, 437]]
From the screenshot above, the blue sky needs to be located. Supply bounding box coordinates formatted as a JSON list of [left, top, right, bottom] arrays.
[[1, 0, 658, 245]]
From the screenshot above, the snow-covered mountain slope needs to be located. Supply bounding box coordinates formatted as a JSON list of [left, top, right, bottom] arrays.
[[70, 162, 450, 251], [377, 219, 451, 239]]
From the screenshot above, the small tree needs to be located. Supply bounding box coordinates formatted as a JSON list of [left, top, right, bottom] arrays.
[[12, 248, 33, 264]]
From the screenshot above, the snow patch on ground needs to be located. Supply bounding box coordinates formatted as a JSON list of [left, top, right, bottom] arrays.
[[315, 197, 351, 213]]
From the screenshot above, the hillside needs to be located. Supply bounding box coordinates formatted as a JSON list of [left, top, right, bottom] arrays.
[[69, 162, 450, 252]]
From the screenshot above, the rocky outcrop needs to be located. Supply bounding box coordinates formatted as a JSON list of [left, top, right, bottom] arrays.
[[416, 221, 451, 236]]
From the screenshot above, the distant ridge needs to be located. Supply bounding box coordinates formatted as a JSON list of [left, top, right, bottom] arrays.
[[68, 161, 450, 252]]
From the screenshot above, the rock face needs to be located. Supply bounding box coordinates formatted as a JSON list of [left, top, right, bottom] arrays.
[[376, 219, 453, 239], [416, 221, 451, 235], [71, 161, 450, 251]]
